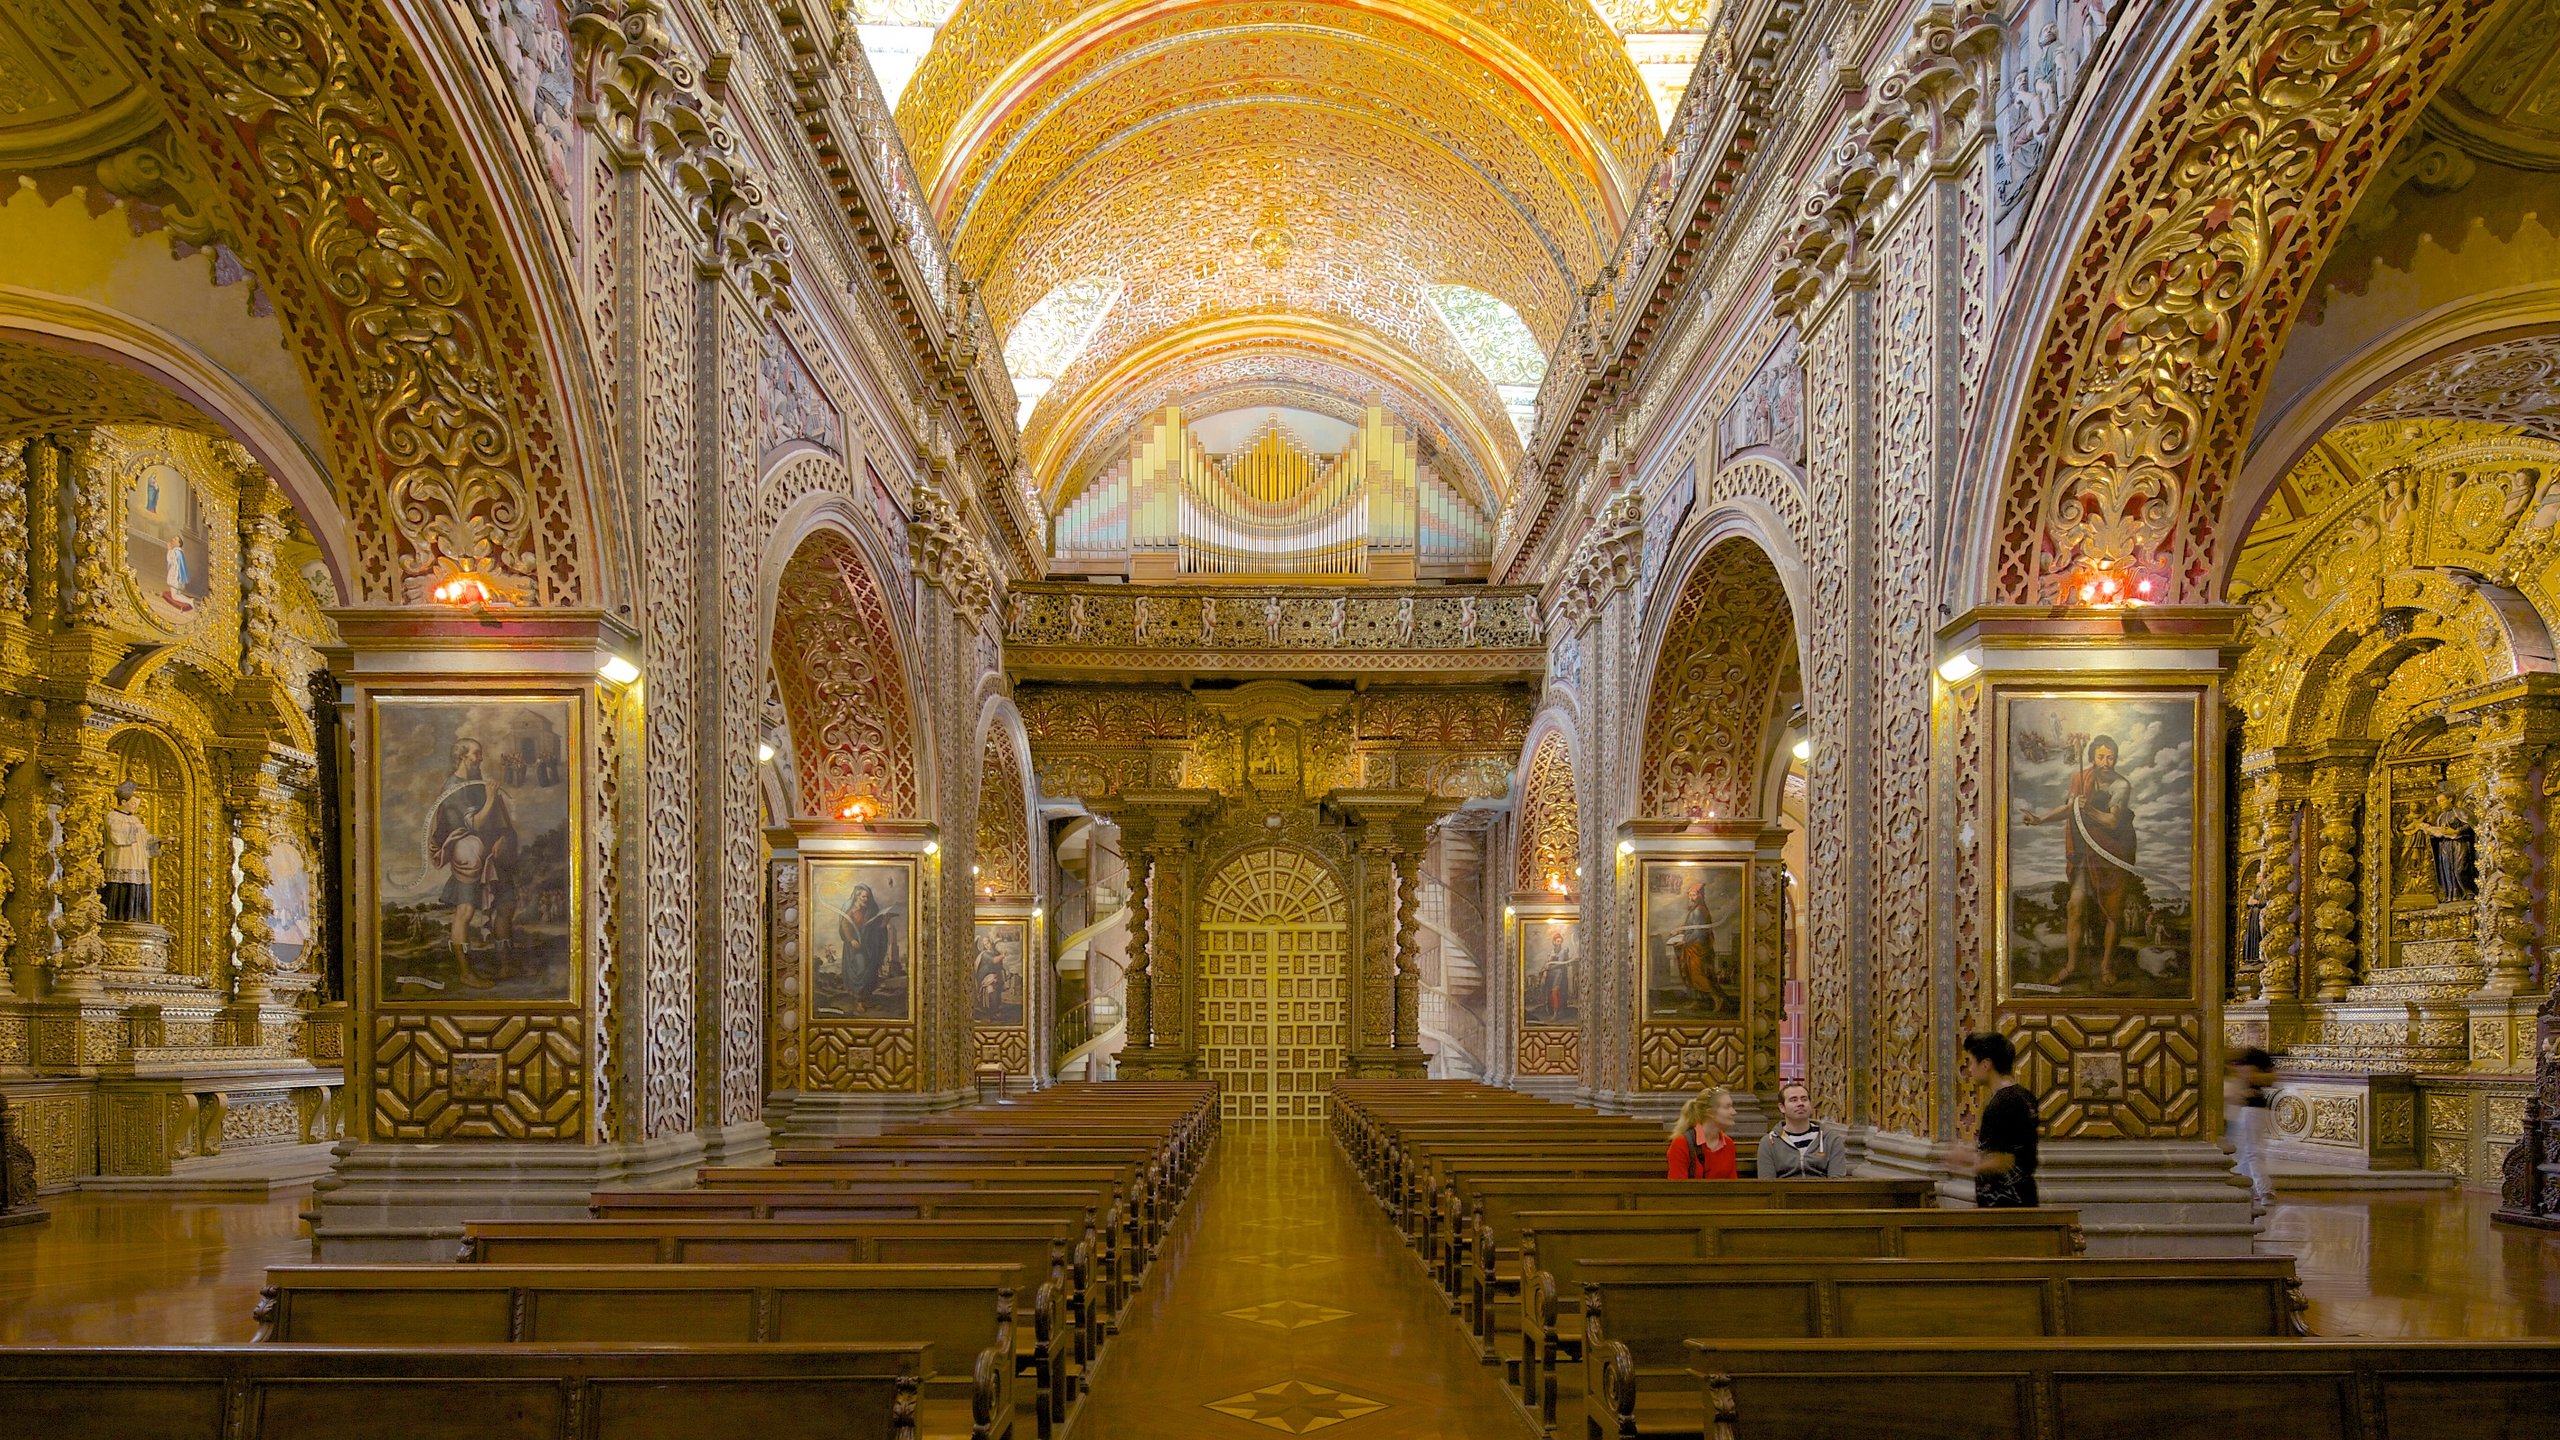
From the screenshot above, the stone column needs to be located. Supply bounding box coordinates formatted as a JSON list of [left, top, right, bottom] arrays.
[[304, 612, 720, 1260], [1330, 789, 1452, 1078], [1089, 790, 1213, 1078], [2305, 745, 2375, 1002], [1935, 607, 2258, 1255]]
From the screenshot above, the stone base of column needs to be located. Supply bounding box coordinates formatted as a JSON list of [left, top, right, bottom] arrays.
[[30, 999, 125, 1069], [308, 1131, 717, 1261], [767, 1089, 971, 1143], [695, 1118, 774, 1169], [2223, 998, 2313, 1053], [1858, 1133, 2260, 1254], [1111, 1045, 1197, 1080], [1344, 1045, 1426, 1080]]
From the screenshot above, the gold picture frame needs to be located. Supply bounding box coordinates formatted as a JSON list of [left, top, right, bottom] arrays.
[[1639, 858, 1749, 1025], [1519, 911, 1580, 1029], [1994, 685, 2206, 1008], [806, 855, 919, 1024], [368, 692, 583, 1009]]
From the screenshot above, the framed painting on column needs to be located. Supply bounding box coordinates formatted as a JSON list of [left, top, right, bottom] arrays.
[[807, 856, 917, 1022], [370, 694, 581, 1007], [1994, 687, 2204, 1006]]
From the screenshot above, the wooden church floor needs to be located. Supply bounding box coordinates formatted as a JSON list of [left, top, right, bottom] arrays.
[[1, 1135, 2555, 1425]]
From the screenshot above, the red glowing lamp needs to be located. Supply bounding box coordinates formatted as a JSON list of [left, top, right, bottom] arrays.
[[430, 571, 496, 606], [837, 797, 877, 824], [2069, 560, 2154, 610]]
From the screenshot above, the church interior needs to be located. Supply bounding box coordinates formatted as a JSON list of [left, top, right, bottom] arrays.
[[2, 0, 2558, 1428]]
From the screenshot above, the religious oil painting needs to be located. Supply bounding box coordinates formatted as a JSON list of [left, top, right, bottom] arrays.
[[126, 460, 212, 625], [810, 858, 915, 1022], [267, 833, 316, 974], [1520, 915, 1580, 1027], [973, 918, 1028, 1028], [373, 696, 578, 1005], [1641, 860, 1746, 1023], [1998, 689, 2201, 1004]]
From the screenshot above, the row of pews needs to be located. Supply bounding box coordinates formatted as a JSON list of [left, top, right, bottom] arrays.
[[6, 1081, 1215, 1440], [1335, 1079, 2560, 1440]]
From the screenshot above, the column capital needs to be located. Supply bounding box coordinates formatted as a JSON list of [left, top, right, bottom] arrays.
[[1321, 788, 1457, 851]]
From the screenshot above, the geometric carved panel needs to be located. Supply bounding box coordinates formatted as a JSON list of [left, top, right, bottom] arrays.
[[972, 1025, 1032, 1075], [1636, 1023, 1746, 1093], [806, 1023, 919, 1092], [2004, 1010, 2204, 1140], [1517, 1025, 1580, 1077], [370, 1013, 585, 1140]]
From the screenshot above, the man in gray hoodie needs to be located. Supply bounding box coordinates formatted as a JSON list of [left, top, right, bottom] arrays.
[[1754, 1079, 1845, 1178]]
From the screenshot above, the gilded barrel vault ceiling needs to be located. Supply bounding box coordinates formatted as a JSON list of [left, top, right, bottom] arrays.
[[890, 0, 1661, 512]]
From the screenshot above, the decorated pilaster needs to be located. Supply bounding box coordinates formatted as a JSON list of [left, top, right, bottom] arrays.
[[1549, 488, 1644, 1104], [2227, 753, 2310, 1050], [1936, 608, 2256, 1254]]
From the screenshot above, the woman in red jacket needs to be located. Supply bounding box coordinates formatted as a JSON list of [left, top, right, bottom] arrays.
[[1667, 1086, 1739, 1178]]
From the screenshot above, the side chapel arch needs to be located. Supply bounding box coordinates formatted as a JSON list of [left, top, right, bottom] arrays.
[[765, 521, 922, 821], [1637, 533, 1801, 825]]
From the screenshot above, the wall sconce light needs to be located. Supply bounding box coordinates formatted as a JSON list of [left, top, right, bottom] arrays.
[[1936, 649, 1981, 685], [598, 653, 641, 687], [1503, 905, 1516, 919], [838, 797, 876, 824], [1616, 839, 1633, 857], [923, 840, 940, 856], [1792, 738, 1813, 762], [757, 742, 776, 764], [2069, 559, 2154, 609], [971, 863, 981, 876], [431, 571, 497, 607], [1031, 905, 1043, 920]]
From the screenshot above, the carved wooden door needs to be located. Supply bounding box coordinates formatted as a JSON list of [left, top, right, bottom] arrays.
[[1196, 847, 1348, 1119]]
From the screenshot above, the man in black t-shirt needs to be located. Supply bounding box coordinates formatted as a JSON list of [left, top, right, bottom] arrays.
[[1945, 1031, 2039, 1208]]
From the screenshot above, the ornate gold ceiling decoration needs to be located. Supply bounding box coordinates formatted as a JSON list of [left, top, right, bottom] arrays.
[[0, 0, 157, 169], [896, 0, 1655, 516], [2342, 335, 2560, 440], [0, 337, 225, 440]]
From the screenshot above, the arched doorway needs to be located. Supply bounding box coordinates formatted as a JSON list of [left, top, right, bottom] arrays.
[[1196, 846, 1349, 1119]]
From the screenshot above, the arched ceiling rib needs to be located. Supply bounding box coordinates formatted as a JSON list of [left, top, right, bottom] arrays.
[[894, 0, 1657, 512]]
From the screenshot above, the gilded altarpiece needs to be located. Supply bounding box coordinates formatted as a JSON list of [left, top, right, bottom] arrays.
[[1, 428, 344, 1187]]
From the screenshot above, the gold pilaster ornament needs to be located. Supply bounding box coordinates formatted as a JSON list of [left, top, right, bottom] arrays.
[[907, 472, 1003, 629], [47, 727, 115, 994], [64, 440, 116, 627], [1123, 849, 1154, 1050], [2475, 734, 2535, 996], [2256, 784, 2300, 1002], [2308, 777, 2360, 1002], [0, 442, 28, 617], [236, 470, 287, 680]]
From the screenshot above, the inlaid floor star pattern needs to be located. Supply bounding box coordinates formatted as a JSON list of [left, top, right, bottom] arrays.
[[1222, 1298, 1352, 1330], [1207, 1379, 1387, 1432]]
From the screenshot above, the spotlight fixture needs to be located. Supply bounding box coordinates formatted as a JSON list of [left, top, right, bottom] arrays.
[[1792, 738, 1812, 762], [1936, 649, 1981, 685], [598, 654, 641, 686], [756, 742, 776, 764]]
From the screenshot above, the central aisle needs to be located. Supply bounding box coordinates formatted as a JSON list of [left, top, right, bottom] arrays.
[[1073, 1123, 1528, 1438]]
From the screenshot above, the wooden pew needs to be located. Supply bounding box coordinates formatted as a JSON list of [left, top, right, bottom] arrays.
[[1683, 1337, 2560, 1439], [1519, 1208, 2086, 1430], [693, 1163, 1158, 1249], [1581, 1256, 2308, 1439], [0, 1343, 927, 1440], [457, 1217, 1093, 1422], [1448, 1178, 1937, 1353], [254, 1264, 1020, 1440]]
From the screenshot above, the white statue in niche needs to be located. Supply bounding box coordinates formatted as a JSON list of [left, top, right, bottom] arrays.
[[104, 782, 162, 923]]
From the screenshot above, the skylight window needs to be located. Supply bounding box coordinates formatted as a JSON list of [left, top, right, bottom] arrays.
[[1430, 286, 1545, 441], [1005, 278, 1120, 426]]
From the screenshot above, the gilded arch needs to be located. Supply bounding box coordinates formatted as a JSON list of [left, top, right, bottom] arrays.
[[768, 523, 923, 820], [1974, 0, 2505, 607], [1635, 533, 1798, 823], [1513, 728, 1578, 895]]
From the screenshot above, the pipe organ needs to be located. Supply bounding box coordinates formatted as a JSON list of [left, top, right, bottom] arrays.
[[1050, 406, 1493, 580]]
